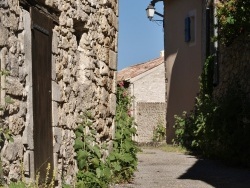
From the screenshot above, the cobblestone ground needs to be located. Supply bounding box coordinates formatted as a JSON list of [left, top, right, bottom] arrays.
[[112, 148, 250, 188]]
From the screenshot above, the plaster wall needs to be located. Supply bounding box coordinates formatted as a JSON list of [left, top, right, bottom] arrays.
[[131, 63, 165, 103], [164, 0, 204, 143]]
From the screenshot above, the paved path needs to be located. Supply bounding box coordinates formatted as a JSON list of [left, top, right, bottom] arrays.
[[113, 148, 250, 188]]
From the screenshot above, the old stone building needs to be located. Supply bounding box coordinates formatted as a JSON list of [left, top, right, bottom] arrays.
[[118, 54, 166, 143], [0, 0, 118, 186]]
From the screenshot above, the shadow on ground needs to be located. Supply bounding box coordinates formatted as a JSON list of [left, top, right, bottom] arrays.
[[178, 157, 250, 188]]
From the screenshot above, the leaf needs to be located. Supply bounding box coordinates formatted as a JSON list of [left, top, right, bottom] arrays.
[[75, 130, 82, 138], [96, 168, 101, 178], [121, 153, 133, 163], [77, 125, 84, 133], [74, 138, 84, 150], [108, 153, 116, 161], [91, 157, 100, 167], [77, 150, 88, 160], [113, 163, 121, 171], [78, 159, 87, 170], [115, 132, 122, 139], [92, 145, 101, 158], [103, 167, 111, 178]]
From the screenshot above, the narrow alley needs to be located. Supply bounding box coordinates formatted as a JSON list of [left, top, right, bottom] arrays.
[[114, 148, 250, 188]]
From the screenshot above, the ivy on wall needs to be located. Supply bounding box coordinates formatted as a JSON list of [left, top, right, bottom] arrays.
[[217, 0, 250, 45]]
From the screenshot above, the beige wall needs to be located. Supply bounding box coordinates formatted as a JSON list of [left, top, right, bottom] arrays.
[[164, 0, 204, 143], [129, 64, 166, 142], [131, 63, 166, 103]]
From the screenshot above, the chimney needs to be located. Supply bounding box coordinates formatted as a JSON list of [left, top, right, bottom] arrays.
[[160, 50, 164, 57]]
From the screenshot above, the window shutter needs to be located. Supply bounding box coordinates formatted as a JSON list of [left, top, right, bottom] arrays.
[[185, 17, 191, 42]]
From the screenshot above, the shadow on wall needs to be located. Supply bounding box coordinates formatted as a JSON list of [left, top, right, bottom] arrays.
[[178, 159, 250, 188]]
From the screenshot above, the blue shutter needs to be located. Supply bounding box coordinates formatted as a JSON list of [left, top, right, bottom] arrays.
[[185, 17, 191, 42]]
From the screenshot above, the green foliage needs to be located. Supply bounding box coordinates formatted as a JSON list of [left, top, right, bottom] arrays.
[[173, 56, 217, 153], [174, 54, 250, 166], [152, 119, 166, 142], [74, 112, 111, 188], [217, 0, 250, 45], [107, 82, 138, 183], [182, 3, 250, 163], [74, 84, 138, 187]]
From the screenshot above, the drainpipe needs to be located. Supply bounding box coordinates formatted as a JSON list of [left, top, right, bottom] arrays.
[[213, 0, 219, 86], [206, 4, 211, 58], [206, 0, 219, 86]]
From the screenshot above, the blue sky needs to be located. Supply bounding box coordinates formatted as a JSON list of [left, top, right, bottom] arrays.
[[118, 0, 164, 70]]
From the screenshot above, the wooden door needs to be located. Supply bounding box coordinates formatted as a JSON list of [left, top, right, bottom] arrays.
[[31, 7, 54, 181]]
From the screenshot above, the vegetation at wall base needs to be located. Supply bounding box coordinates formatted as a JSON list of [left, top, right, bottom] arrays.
[[74, 82, 138, 187], [174, 1, 250, 166], [174, 55, 250, 166], [109, 82, 138, 183], [152, 119, 166, 143]]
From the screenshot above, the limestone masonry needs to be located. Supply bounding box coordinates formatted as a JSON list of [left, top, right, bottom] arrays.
[[0, 0, 118, 186]]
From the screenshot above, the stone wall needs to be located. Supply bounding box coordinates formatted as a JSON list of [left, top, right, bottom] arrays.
[[136, 102, 166, 143], [213, 33, 250, 100], [0, 0, 118, 186]]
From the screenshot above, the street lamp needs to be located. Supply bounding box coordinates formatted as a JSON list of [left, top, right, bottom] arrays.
[[146, 0, 164, 21], [146, 4, 156, 21]]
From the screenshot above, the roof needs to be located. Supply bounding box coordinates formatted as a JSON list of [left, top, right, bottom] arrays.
[[117, 56, 164, 81]]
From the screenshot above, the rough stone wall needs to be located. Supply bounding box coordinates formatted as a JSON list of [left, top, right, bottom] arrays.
[[213, 33, 250, 100], [136, 102, 166, 143], [0, 0, 118, 186], [0, 0, 27, 183]]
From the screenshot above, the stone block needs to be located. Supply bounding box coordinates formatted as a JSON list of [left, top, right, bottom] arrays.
[[1, 136, 23, 161], [109, 50, 117, 70], [0, 0, 8, 8], [112, 71, 117, 93], [45, 0, 54, 7], [52, 55, 56, 80], [52, 101, 59, 127], [9, 116, 25, 135], [3, 13, 19, 30], [99, 61, 109, 76], [52, 30, 59, 54], [6, 77, 23, 96], [52, 81, 62, 102], [53, 127, 62, 153], [109, 93, 116, 115], [22, 114, 34, 149], [0, 23, 8, 47]]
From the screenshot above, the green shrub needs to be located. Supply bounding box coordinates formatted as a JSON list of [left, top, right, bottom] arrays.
[[174, 54, 250, 166], [152, 119, 166, 142], [108, 82, 138, 183], [74, 82, 138, 187]]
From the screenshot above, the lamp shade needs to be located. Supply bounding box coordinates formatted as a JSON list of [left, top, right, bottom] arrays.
[[146, 4, 155, 20]]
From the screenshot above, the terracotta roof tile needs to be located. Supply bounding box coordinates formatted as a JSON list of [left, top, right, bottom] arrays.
[[117, 56, 164, 81]]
